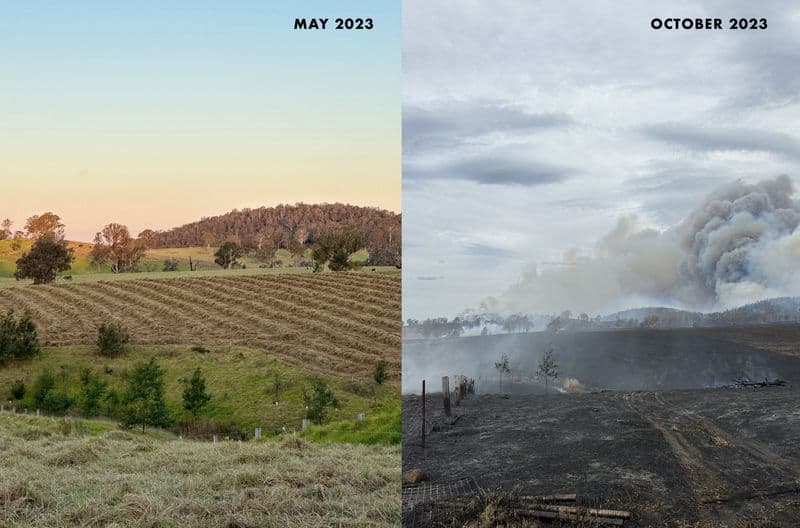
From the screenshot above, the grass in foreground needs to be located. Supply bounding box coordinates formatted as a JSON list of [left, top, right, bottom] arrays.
[[0, 413, 400, 527]]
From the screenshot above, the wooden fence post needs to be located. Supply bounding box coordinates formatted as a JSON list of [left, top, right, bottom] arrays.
[[421, 379, 426, 448], [442, 376, 451, 417]]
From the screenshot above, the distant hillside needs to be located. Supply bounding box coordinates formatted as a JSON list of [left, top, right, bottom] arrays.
[[603, 297, 800, 327], [406, 297, 800, 339], [149, 203, 401, 259]]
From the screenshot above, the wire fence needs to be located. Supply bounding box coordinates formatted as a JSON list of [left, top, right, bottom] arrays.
[[0, 405, 398, 443]]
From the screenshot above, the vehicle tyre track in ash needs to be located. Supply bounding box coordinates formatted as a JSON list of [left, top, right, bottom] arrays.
[[620, 390, 800, 524]]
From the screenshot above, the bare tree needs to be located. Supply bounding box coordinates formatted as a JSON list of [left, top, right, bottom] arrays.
[[494, 353, 511, 395], [536, 345, 559, 394]]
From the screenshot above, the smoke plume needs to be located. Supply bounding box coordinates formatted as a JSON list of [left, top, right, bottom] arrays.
[[482, 175, 800, 315]]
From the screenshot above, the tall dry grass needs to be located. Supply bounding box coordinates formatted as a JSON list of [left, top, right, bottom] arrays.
[[0, 414, 400, 527]]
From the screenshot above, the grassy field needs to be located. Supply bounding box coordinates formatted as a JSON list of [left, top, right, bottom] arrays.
[[0, 273, 401, 379], [0, 413, 400, 527], [0, 344, 399, 442], [0, 240, 371, 281]]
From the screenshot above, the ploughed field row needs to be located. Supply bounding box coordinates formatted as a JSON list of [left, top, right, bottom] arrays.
[[0, 273, 400, 379]]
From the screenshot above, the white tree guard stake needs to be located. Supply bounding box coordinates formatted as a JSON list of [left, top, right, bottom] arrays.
[[213, 434, 218, 443], [358, 413, 365, 421], [255, 428, 262, 439], [302, 418, 309, 431]]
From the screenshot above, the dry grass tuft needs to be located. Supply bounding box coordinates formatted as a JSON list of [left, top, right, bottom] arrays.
[[281, 432, 310, 450], [0, 414, 400, 527]]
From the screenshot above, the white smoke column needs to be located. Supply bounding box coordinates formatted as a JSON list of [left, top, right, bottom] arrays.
[[483, 175, 800, 315]]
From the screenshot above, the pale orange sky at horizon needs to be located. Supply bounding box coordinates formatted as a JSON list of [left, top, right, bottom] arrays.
[[1, 1, 400, 243], [1, 132, 400, 241]]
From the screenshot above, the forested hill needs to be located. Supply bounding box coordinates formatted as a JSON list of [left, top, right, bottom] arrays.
[[150, 203, 401, 254]]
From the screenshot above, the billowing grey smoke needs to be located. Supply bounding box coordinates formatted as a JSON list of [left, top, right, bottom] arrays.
[[483, 175, 800, 314]]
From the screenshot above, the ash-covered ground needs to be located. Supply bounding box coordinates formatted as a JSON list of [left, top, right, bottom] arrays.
[[403, 387, 800, 527]]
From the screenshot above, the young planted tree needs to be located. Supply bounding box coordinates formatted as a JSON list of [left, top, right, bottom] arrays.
[[182, 368, 211, 416], [270, 371, 283, 404], [494, 353, 511, 394], [14, 235, 74, 284], [536, 345, 560, 394], [302, 377, 340, 425], [10, 379, 25, 400], [214, 241, 243, 269], [0, 310, 39, 363], [31, 369, 72, 413], [78, 368, 108, 417], [96, 322, 130, 357], [122, 358, 171, 432], [374, 360, 389, 386]]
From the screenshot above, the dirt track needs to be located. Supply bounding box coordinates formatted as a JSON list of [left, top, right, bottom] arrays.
[[403, 387, 800, 526]]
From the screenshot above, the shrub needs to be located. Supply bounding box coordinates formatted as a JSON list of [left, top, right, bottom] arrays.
[[10, 379, 25, 400], [31, 370, 73, 413], [104, 388, 122, 418], [302, 377, 340, 425], [96, 322, 129, 357], [373, 360, 389, 385], [182, 368, 211, 416], [0, 311, 39, 362], [121, 358, 171, 432], [162, 258, 179, 272], [78, 368, 107, 417]]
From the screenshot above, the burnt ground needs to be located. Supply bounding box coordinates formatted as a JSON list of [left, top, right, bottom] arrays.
[[403, 386, 800, 527]]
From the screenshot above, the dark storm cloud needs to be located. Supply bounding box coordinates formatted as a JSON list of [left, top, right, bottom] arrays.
[[405, 156, 575, 187], [642, 123, 800, 160], [403, 101, 574, 155]]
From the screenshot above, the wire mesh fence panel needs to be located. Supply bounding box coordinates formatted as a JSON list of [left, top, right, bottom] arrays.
[[402, 475, 483, 528]]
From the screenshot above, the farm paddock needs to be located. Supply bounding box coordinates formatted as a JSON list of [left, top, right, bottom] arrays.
[[402, 387, 800, 527]]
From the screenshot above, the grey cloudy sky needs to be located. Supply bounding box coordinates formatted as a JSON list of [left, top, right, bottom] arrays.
[[403, 0, 800, 320]]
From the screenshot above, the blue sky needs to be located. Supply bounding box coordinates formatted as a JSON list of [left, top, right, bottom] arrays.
[[0, 1, 399, 241]]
